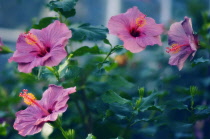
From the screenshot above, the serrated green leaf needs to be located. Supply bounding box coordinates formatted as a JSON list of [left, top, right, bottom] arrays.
[[72, 45, 101, 57], [49, 0, 78, 11], [139, 91, 165, 112], [191, 57, 210, 67], [0, 46, 13, 54], [102, 91, 130, 105], [71, 23, 108, 41], [86, 134, 96, 139], [32, 17, 57, 29]]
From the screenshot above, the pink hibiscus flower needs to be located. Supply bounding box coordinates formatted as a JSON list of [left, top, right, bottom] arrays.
[[0, 37, 4, 51], [13, 85, 76, 136], [107, 6, 164, 53], [166, 16, 199, 70], [9, 20, 72, 73]]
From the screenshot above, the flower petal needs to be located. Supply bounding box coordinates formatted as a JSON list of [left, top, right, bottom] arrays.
[[31, 20, 72, 49], [13, 105, 45, 136], [123, 37, 145, 53], [108, 14, 130, 37], [168, 46, 193, 70], [124, 6, 145, 27], [168, 21, 189, 46], [42, 45, 67, 67], [142, 17, 164, 36]]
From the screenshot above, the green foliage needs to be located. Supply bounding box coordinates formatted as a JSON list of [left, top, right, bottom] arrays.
[[0, 46, 13, 54], [102, 91, 130, 105], [72, 45, 102, 57], [86, 134, 97, 139], [32, 17, 57, 29], [48, 0, 78, 18], [49, 0, 78, 11], [71, 23, 108, 41], [191, 57, 210, 67]]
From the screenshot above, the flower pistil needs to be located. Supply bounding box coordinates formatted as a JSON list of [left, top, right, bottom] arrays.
[[19, 89, 50, 115], [166, 44, 189, 53], [136, 15, 146, 27]]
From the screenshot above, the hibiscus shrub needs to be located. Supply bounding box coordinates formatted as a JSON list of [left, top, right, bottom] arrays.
[[0, 0, 210, 139]]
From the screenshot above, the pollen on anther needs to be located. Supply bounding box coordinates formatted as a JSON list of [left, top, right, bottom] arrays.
[[136, 15, 146, 27], [19, 90, 36, 105], [25, 33, 38, 46]]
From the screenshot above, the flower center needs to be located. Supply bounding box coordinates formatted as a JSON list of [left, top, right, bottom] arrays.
[[19, 89, 50, 115], [24, 32, 49, 57], [136, 15, 146, 28], [130, 28, 140, 37], [166, 44, 189, 54]]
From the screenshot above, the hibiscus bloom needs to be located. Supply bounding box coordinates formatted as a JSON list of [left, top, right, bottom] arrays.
[[9, 20, 72, 73], [0, 37, 4, 51], [166, 16, 199, 70], [13, 85, 76, 136], [107, 6, 163, 53]]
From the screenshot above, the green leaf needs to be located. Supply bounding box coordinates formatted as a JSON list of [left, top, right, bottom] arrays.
[[191, 57, 210, 67], [49, 0, 78, 12], [72, 45, 101, 57], [32, 17, 57, 29], [103, 39, 112, 46], [107, 76, 134, 89], [139, 91, 165, 112], [58, 54, 73, 74], [59, 8, 76, 18], [102, 91, 130, 105], [0, 46, 13, 54], [86, 134, 96, 139], [71, 23, 108, 41]]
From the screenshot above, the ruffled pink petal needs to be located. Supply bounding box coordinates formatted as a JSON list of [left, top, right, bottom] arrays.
[[108, 14, 130, 36], [16, 33, 39, 53], [8, 51, 36, 63], [40, 85, 76, 113], [13, 105, 45, 136], [168, 22, 189, 46], [123, 37, 145, 53], [0, 38, 4, 46], [136, 35, 162, 47], [17, 53, 51, 73], [142, 17, 164, 36], [31, 20, 72, 49], [181, 17, 198, 51], [42, 45, 67, 66], [181, 17, 193, 36], [168, 46, 193, 70], [124, 6, 145, 27]]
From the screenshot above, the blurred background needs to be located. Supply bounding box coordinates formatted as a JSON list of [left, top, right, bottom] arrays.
[[0, 0, 210, 139]]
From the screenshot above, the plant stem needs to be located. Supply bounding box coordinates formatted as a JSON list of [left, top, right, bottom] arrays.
[[55, 118, 69, 139]]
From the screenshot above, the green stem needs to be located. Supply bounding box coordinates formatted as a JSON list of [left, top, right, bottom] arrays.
[[55, 118, 69, 139], [37, 66, 42, 80]]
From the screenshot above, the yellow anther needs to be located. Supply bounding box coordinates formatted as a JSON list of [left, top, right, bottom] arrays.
[[19, 90, 37, 105], [136, 15, 146, 27], [25, 33, 38, 46]]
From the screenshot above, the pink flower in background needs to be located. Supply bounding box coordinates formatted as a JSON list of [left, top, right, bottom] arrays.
[[0, 37, 4, 51], [107, 6, 163, 53], [13, 85, 76, 136], [9, 20, 72, 73], [166, 16, 199, 70]]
